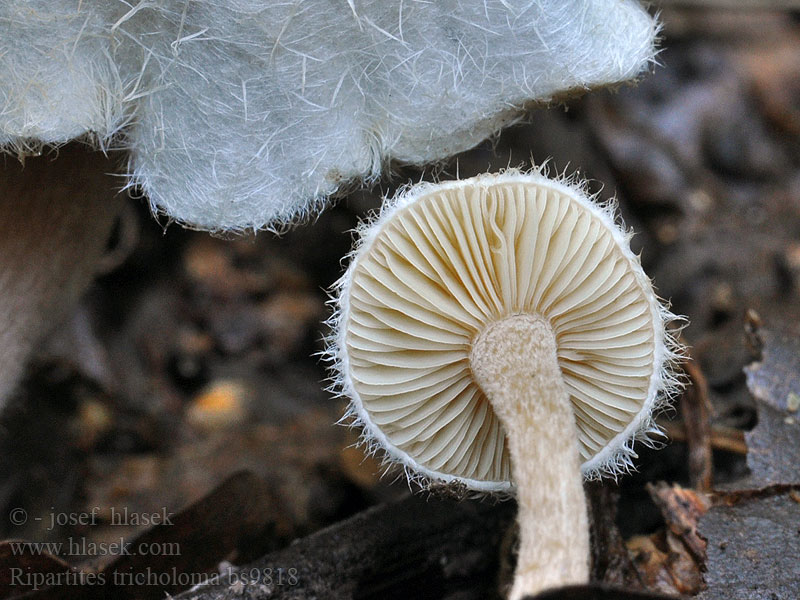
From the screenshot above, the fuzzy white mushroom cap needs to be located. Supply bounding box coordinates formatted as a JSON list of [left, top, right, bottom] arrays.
[[329, 171, 683, 493], [1, 1, 657, 232]]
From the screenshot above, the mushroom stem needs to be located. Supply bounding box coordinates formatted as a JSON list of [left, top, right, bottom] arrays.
[[471, 314, 589, 599], [0, 147, 122, 406]]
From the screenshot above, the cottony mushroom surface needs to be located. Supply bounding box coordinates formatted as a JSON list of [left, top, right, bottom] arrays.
[[1, 0, 657, 231], [329, 171, 683, 598]]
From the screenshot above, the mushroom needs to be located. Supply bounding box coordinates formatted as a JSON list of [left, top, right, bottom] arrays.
[[329, 170, 683, 598], [1, 1, 659, 407], [0, 146, 121, 407], [1, 1, 658, 231]]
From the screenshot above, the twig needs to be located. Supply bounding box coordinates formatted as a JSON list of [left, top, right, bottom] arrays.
[[681, 362, 714, 492]]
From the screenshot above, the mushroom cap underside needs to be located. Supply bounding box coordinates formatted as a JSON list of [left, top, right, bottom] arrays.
[[338, 172, 669, 491]]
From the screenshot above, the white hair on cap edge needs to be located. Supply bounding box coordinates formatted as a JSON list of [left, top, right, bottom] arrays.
[[325, 168, 685, 493], [1, 1, 657, 232]]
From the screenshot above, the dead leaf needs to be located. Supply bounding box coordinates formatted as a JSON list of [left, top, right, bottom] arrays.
[[626, 484, 708, 597], [743, 316, 800, 486], [698, 489, 800, 599]]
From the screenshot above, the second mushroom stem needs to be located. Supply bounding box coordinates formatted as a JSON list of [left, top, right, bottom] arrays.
[[470, 314, 589, 600], [0, 147, 122, 408]]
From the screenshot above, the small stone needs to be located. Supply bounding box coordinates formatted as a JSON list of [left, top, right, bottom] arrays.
[[786, 392, 800, 413], [75, 398, 114, 450], [187, 380, 249, 430]]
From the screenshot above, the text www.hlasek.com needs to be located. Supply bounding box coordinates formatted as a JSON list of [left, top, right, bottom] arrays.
[[9, 538, 181, 557]]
